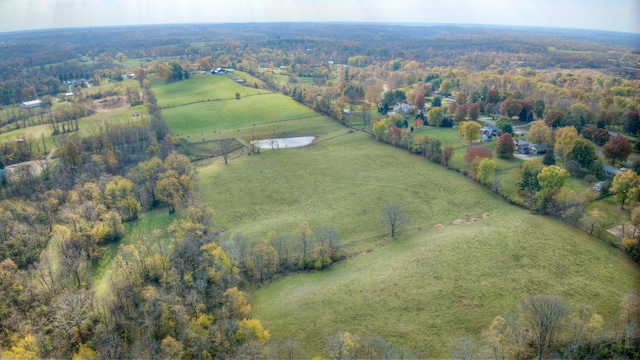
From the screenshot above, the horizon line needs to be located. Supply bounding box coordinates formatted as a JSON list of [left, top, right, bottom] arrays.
[[1, 21, 639, 37]]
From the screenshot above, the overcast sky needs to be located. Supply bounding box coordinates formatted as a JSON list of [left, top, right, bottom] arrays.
[[0, 0, 639, 34]]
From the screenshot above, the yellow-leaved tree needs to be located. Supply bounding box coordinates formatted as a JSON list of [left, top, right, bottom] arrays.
[[459, 121, 482, 143]]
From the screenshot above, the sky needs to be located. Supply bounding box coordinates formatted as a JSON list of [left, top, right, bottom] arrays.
[[0, 0, 639, 34]]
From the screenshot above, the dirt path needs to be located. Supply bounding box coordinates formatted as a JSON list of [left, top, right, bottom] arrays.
[[91, 96, 129, 113]]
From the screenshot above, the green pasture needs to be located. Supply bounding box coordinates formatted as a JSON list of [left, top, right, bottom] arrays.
[[150, 74, 269, 107], [548, 46, 604, 54], [196, 128, 639, 357], [162, 74, 638, 357], [251, 207, 640, 357], [161, 93, 322, 138], [200, 131, 519, 253], [176, 116, 344, 151], [229, 70, 268, 89], [413, 125, 464, 146]]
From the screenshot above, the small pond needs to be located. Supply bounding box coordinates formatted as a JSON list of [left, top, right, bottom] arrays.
[[251, 136, 315, 149]]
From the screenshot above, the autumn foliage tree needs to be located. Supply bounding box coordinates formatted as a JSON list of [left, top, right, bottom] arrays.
[[528, 121, 553, 146], [592, 128, 610, 146], [538, 165, 569, 191], [545, 110, 565, 129], [476, 158, 496, 185], [413, 92, 426, 110], [442, 145, 455, 167], [467, 103, 480, 120], [602, 135, 632, 163], [500, 97, 523, 118], [251, 239, 278, 284], [465, 145, 493, 164], [554, 126, 579, 163], [155, 169, 192, 214], [496, 133, 515, 159], [427, 106, 445, 127], [459, 121, 482, 143], [465, 145, 493, 176], [536, 165, 570, 213], [611, 170, 639, 209]]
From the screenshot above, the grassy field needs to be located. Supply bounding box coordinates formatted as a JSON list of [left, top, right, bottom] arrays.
[[250, 208, 640, 357], [197, 130, 640, 357], [198, 131, 508, 251], [161, 93, 329, 140], [152, 75, 640, 357], [150, 74, 269, 108], [548, 46, 605, 54]]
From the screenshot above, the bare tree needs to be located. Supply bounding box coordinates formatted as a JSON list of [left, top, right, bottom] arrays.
[[379, 202, 409, 238], [58, 233, 86, 288], [449, 335, 480, 360], [520, 294, 571, 360], [246, 133, 262, 154], [278, 339, 302, 360], [219, 138, 234, 164], [361, 102, 371, 128], [620, 289, 640, 342], [52, 288, 94, 334]]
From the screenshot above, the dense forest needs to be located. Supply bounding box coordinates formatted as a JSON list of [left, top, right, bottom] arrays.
[[0, 23, 639, 358], [0, 23, 638, 106]]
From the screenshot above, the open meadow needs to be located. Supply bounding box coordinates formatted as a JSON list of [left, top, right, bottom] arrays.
[[197, 130, 640, 357], [162, 93, 322, 137], [151, 74, 640, 357], [150, 73, 268, 108], [250, 209, 640, 357]]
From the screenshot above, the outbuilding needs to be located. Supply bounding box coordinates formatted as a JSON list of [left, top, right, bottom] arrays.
[[20, 99, 42, 109]]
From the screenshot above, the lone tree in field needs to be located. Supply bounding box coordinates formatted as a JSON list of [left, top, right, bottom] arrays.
[[380, 202, 409, 238], [520, 294, 571, 360], [219, 138, 234, 165]]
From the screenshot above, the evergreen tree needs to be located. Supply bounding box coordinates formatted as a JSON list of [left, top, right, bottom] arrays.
[[543, 149, 556, 166]]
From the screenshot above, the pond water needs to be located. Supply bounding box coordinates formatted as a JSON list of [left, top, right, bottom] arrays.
[[251, 136, 315, 149]]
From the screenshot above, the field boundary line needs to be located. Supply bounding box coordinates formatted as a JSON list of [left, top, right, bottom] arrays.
[[159, 92, 275, 109]]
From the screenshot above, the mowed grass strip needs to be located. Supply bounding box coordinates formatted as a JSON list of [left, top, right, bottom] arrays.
[[151, 75, 269, 107], [162, 93, 322, 137], [249, 199, 640, 358]]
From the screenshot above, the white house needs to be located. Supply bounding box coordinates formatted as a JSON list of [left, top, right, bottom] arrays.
[[394, 103, 414, 115]]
